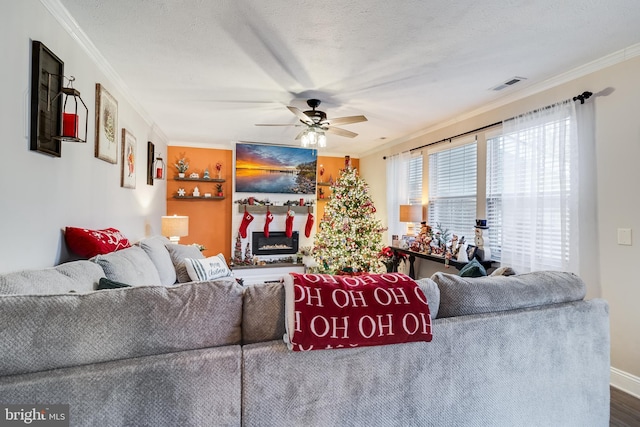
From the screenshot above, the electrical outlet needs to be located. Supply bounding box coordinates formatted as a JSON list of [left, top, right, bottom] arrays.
[[617, 228, 632, 246]]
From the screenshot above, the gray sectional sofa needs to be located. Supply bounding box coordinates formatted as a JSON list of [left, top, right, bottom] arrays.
[[0, 236, 610, 426]]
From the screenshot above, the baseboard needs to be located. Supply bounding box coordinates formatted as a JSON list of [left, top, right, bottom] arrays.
[[611, 367, 640, 399]]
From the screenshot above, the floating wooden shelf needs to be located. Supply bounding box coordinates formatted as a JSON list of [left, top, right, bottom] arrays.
[[317, 182, 333, 187], [237, 205, 313, 214], [173, 196, 225, 200], [174, 177, 225, 183]]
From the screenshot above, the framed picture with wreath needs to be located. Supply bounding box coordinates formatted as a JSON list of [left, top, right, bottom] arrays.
[[95, 83, 118, 163]]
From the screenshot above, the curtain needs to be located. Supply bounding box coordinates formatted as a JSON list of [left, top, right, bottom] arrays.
[[500, 100, 580, 274], [386, 151, 411, 243], [575, 99, 600, 297]]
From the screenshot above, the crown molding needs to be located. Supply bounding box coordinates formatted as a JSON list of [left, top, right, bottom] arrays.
[[40, 0, 157, 130], [368, 42, 640, 157]]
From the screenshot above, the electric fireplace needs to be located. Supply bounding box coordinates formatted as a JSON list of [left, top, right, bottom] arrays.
[[251, 231, 299, 256]]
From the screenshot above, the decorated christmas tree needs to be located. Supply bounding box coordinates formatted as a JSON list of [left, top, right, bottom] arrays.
[[313, 161, 386, 273]]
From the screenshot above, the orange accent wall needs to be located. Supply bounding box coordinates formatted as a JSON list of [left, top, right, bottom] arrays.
[[166, 147, 233, 260], [316, 156, 360, 227]]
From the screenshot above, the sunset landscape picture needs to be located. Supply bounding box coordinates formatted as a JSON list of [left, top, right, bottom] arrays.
[[235, 143, 317, 194]]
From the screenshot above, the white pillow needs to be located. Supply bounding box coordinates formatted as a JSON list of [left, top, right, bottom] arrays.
[[184, 253, 232, 282]]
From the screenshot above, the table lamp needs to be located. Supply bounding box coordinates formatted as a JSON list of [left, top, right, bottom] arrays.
[[399, 204, 422, 236], [161, 215, 189, 243]]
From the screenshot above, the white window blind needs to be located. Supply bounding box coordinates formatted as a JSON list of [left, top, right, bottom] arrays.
[[408, 153, 423, 205], [428, 142, 477, 241]]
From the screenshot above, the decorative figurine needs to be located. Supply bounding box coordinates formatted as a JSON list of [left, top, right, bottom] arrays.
[[193, 186, 200, 197], [203, 169, 210, 179], [177, 188, 186, 197], [474, 219, 491, 261]]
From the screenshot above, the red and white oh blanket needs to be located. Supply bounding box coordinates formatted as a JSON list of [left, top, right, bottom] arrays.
[[283, 272, 432, 351]]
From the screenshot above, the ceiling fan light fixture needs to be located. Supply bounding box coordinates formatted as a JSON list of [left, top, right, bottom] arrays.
[[301, 128, 326, 148], [318, 132, 327, 148]]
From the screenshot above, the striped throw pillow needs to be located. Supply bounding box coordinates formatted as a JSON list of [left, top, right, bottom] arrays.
[[184, 253, 232, 282]]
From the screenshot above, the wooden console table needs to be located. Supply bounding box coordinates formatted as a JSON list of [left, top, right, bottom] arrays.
[[391, 246, 493, 279]]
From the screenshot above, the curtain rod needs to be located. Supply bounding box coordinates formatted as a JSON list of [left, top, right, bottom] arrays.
[[383, 91, 592, 159]]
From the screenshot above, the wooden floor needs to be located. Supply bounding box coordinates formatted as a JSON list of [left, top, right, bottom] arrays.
[[611, 387, 640, 427]]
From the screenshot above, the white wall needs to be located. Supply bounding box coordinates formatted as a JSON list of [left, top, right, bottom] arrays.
[[361, 54, 640, 392], [0, 1, 167, 273]]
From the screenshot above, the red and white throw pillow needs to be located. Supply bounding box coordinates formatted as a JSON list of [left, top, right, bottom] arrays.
[[283, 272, 432, 351], [65, 227, 131, 258]]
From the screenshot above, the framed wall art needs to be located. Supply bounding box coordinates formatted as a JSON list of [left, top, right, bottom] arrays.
[[147, 141, 155, 185], [29, 40, 63, 157], [120, 129, 136, 189], [95, 83, 118, 163], [235, 142, 317, 194]]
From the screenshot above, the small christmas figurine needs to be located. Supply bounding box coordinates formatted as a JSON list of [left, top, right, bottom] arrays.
[[474, 219, 491, 261], [203, 169, 210, 179], [244, 242, 252, 264], [233, 233, 243, 265], [192, 186, 200, 197]]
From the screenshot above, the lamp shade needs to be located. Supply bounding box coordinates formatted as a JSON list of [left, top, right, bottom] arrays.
[[161, 215, 189, 243], [399, 204, 422, 223]]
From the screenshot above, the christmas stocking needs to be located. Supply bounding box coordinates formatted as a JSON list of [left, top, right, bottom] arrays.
[[285, 209, 295, 238], [264, 208, 274, 238], [239, 207, 254, 238], [305, 212, 314, 238]]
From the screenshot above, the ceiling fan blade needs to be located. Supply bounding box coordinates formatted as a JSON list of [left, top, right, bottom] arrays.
[[325, 126, 358, 138], [328, 115, 368, 126], [287, 106, 312, 123]]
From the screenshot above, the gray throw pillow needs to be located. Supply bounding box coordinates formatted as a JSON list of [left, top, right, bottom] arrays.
[[137, 236, 177, 285], [165, 244, 205, 283], [92, 246, 162, 286]]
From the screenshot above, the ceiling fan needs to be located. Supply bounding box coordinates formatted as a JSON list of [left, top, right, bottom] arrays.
[[255, 99, 367, 147]]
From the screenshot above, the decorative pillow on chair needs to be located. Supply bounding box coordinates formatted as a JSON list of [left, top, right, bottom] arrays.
[[458, 258, 487, 277], [97, 277, 131, 289], [184, 253, 232, 282], [65, 227, 131, 258]]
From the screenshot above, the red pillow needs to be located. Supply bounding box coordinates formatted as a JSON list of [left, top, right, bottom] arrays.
[[65, 227, 131, 258]]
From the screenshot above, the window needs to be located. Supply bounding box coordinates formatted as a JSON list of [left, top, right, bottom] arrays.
[[486, 135, 504, 261], [427, 141, 477, 242]]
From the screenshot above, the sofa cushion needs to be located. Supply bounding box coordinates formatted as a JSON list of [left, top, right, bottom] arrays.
[[166, 244, 205, 283], [92, 245, 162, 286], [184, 254, 232, 282], [64, 226, 131, 258], [0, 261, 105, 295], [242, 275, 440, 344], [137, 236, 177, 285], [432, 270, 587, 318], [0, 278, 243, 376]]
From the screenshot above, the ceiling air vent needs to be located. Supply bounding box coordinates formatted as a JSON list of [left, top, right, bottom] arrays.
[[491, 76, 527, 91]]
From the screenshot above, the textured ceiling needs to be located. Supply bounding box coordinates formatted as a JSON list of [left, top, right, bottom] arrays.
[[55, 0, 640, 155]]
